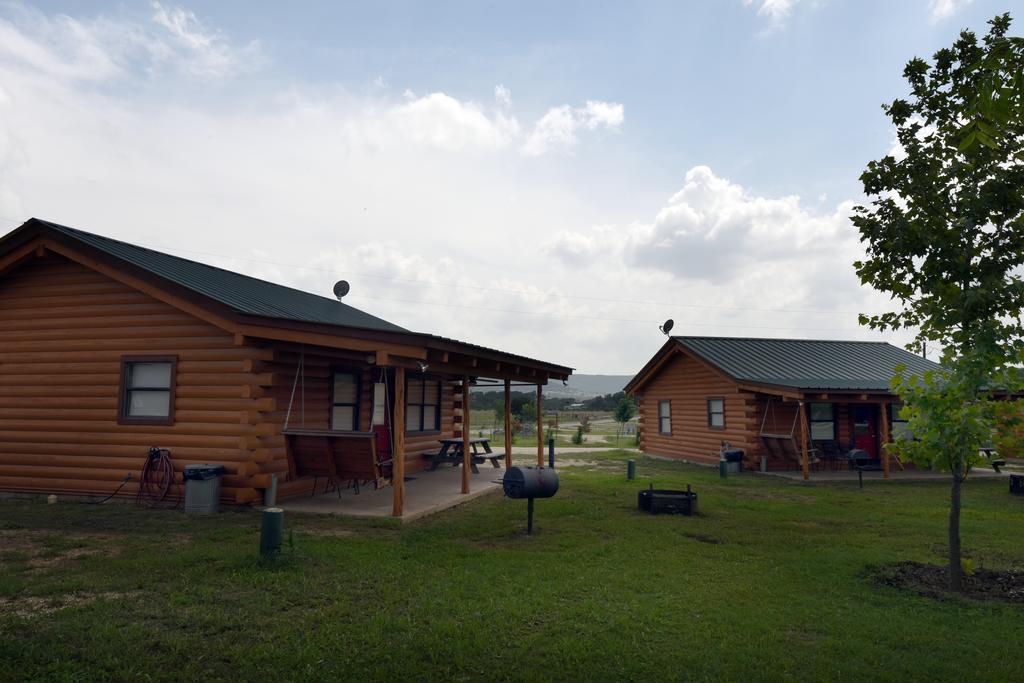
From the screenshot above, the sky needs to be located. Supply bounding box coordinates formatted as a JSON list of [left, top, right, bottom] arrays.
[[0, 0, 1013, 374]]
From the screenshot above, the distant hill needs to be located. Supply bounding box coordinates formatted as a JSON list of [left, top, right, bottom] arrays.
[[545, 374, 631, 399]]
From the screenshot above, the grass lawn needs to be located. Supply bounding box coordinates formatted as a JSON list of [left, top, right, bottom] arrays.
[[1, 451, 1022, 681]]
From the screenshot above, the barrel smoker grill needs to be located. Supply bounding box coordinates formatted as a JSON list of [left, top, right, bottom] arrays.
[[502, 466, 559, 534]]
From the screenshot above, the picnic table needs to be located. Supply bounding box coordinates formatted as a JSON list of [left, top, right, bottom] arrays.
[[424, 438, 504, 474]]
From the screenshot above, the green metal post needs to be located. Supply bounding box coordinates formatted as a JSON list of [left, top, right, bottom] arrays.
[[260, 507, 284, 559]]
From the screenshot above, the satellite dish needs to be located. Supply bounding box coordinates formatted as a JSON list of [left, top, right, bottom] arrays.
[[333, 280, 350, 301], [659, 319, 674, 336]]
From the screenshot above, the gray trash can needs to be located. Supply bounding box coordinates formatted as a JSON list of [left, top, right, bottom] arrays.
[[183, 464, 226, 515]]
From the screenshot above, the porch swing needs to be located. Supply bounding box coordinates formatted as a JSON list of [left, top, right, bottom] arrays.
[[283, 347, 394, 496], [758, 397, 818, 469]]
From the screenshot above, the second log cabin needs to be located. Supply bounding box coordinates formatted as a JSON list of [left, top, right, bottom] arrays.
[[625, 336, 941, 480]]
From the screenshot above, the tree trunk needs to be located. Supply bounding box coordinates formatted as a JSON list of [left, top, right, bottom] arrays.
[[948, 469, 963, 591]]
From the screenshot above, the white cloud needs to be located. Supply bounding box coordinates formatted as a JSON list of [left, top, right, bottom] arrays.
[[149, 2, 263, 78], [744, 0, 801, 32], [0, 1, 263, 83], [522, 100, 624, 156], [494, 84, 511, 107], [545, 165, 899, 345], [383, 92, 519, 151], [928, 0, 973, 22]]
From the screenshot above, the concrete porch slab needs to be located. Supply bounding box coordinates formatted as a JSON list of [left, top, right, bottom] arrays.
[[278, 462, 506, 522]]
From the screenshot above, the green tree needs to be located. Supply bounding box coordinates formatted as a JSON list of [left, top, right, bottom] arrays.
[[518, 400, 537, 426], [613, 396, 636, 445], [852, 13, 1024, 591]]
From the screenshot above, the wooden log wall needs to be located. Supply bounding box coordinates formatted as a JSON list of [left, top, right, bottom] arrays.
[[0, 253, 267, 503], [636, 352, 757, 465]]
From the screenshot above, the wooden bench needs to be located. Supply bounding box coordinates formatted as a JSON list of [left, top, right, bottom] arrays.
[[286, 429, 393, 495], [762, 434, 819, 469]]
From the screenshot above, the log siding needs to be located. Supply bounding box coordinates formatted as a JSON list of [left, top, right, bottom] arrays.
[[636, 351, 757, 465], [0, 254, 264, 503]]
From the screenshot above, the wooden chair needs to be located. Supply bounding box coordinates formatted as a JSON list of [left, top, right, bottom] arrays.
[[813, 440, 845, 471]]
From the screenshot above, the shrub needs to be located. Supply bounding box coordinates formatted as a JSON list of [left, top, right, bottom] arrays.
[[572, 425, 585, 445]]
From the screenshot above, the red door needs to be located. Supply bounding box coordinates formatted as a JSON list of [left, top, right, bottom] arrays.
[[852, 405, 879, 459]]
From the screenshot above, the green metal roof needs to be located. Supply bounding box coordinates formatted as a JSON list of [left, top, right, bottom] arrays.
[[31, 219, 409, 334], [673, 336, 940, 391]]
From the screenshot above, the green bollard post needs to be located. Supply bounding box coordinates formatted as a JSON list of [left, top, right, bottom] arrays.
[[719, 460, 728, 479], [260, 507, 284, 560], [627, 459, 636, 480]]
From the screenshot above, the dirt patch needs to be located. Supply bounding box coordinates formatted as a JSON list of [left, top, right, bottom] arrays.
[[0, 530, 123, 570], [0, 591, 143, 618], [869, 561, 1024, 604]]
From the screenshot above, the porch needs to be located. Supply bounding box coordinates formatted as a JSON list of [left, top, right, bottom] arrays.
[[753, 388, 906, 480], [267, 336, 571, 517], [278, 461, 506, 521]]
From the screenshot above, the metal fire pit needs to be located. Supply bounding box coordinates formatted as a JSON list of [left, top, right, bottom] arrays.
[[638, 485, 698, 516]]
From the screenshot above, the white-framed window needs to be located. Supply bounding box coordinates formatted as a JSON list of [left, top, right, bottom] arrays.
[[331, 371, 360, 431], [658, 400, 671, 435], [707, 398, 725, 429], [809, 403, 836, 440]]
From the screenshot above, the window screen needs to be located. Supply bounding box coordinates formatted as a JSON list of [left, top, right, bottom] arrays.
[[332, 371, 360, 431], [707, 399, 725, 428], [658, 400, 671, 434], [809, 403, 835, 440], [406, 376, 441, 432], [121, 357, 176, 424]]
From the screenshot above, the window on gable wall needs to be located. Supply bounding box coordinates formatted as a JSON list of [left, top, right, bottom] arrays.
[[120, 356, 176, 425], [658, 400, 671, 434], [707, 398, 725, 429]]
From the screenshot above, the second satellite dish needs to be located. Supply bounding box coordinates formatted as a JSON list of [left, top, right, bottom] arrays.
[[333, 280, 350, 301], [659, 319, 674, 336]]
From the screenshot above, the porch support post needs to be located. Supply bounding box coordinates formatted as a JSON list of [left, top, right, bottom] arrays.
[[880, 400, 891, 479], [392, 367, 406, 517], [504, 379, 512, 469], [798, 400, 810, 481], [462, 374, 471, 494], [536, 384, 544, 467]]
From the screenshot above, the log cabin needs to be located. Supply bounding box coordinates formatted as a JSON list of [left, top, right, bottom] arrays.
[[0, 218, 572, 514], [625, 336, 941, 480]]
